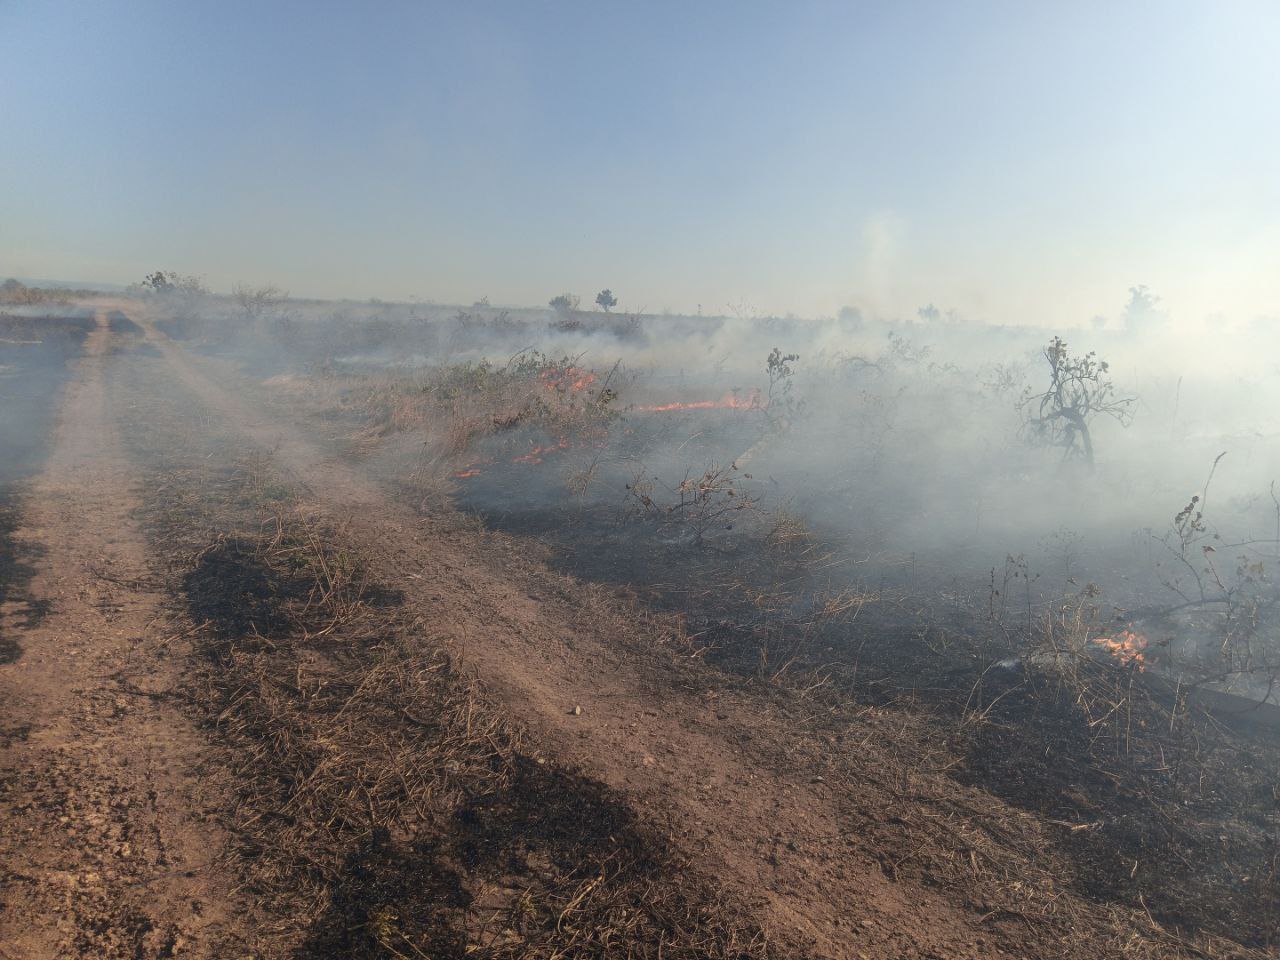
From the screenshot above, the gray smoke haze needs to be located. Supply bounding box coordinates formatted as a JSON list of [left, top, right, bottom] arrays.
[[170, 286, 1280, 554], [22, 283, 1279, 703]]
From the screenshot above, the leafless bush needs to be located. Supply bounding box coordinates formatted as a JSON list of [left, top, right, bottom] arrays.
[[979, 359, 1029, 399], [1019, 337, 1135, 468], [232, 282, 287, 332], [627, 462, 758, 546], [134, 269, 210, 324], [1148, 453, 1280, 693], [763, 347, 801, 431]]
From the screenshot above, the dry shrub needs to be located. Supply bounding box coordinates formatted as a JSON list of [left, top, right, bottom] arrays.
[[765, 507, 819, 562], [357, 354, 618, 466]]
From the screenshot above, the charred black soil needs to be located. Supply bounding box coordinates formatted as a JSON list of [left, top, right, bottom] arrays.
[[463, 481, 1280, 950]]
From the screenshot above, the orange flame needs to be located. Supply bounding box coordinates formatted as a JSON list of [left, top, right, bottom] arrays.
[[540, 366, 597, 393], [1091, 629, 1149, 671], [635, 389, 762, 413], [455, 435, 575, 479], [512, 436, 572, 465]]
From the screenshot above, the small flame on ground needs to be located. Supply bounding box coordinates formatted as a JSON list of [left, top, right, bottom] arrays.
[[455, 381, 756, 481], [540, 366, 597, 393], [513, 436, 571, 464], [635, 389, 762, 413], [456, 436, 574, 477], [1091, 629, 1149, 671]]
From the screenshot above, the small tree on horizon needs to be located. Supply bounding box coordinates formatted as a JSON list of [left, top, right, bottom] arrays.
[[595, 289, 617, 312], [549, 293, 579, 314], [143, 271, 174, 294]]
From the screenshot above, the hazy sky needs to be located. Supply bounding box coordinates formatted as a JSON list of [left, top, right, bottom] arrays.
[[2, 1, 1277, 325]]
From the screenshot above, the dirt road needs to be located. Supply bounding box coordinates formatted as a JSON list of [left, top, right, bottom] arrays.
[[0, 312, 247, 957]]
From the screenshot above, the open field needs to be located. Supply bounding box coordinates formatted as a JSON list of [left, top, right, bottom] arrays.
[[1, 296, 1278, 958]]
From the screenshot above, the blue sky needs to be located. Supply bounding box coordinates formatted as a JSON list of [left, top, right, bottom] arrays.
[[2, 0, 1277, 325]]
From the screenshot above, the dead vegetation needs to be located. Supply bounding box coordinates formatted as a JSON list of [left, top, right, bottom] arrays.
[[1020, 337, 1136, 469], [0, 279, 104, 306], [123, 398, 774, 956], [958, 593, 1280, 950], [350, 352, 619, 472], [110, 305, 1280, 957]]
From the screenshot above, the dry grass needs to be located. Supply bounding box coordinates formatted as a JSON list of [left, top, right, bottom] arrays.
[[114, 344, 1278, 959], [168, 503, 775, 958], [109, 352, 775, 957], [355, 354, 618, 458]]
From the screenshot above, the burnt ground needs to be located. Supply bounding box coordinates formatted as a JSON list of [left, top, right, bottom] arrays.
[[450, 470, 1280, 948], [0, 302, 1275, 958]]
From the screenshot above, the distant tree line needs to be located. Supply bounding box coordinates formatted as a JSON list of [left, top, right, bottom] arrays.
[[548, 290, 621, 314], [0, 278, 102, 305]]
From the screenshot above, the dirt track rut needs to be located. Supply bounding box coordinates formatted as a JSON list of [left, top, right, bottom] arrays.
[[0, 312, 245, 958]]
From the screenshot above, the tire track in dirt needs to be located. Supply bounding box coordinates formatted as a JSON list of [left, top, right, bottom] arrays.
[[0, 312, 247, 958], [126, 307, 1016, 959]]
